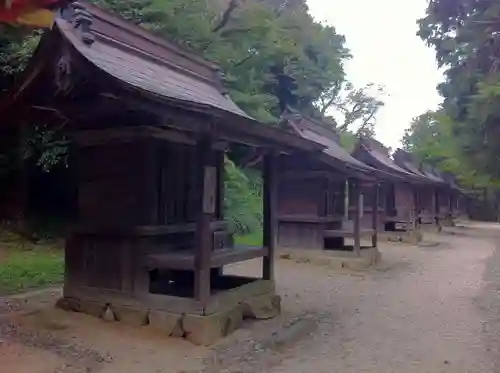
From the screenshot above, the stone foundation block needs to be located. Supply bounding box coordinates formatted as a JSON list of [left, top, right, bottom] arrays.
[[183, 305, 243, 346], [148, 310, 184, 336], [241, 293, 281, 320], [113, 305, 148, 327], [78, 300, 106, 318]]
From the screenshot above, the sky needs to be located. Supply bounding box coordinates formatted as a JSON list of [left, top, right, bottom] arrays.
[[307, 0, 444, 150]]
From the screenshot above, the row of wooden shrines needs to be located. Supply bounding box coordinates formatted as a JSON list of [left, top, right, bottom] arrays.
[[276, 108, 463, 256], [0, 2, 465, 345]]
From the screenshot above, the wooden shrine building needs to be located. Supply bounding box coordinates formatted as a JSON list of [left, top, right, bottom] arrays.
[[1, 2, 325, 345], [441, 173, 464, 223], [276, 109, 390, 261], [393, 149, 444, 230], [352, 139, 432, 243]]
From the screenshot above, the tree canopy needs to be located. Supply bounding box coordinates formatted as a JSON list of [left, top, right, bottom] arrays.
[[418, 0, 500, 181]]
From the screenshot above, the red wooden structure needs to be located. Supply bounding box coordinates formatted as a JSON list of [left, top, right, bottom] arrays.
[[0, 0, 70, 27], [1, 2, 324, 345]]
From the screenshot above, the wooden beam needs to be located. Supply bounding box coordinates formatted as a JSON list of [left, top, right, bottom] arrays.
[[371, 183, 379, 248], [353, 180, 361, 256], [194, 135, 213, 304], [71, 126, 227, 149], [263, 151, 278, 281]]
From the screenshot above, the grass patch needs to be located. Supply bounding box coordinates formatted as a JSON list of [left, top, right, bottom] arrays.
[[0, 249, 64, 295], [235, 230, 263, 246], [0, 229, 64, 295]]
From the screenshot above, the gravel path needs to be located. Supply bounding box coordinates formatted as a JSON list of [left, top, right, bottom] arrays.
[[218, 223, 498, 372], [1, 222, 499, 373]]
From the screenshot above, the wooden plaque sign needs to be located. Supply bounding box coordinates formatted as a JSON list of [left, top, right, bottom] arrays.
[[203, 166, 216, 214]]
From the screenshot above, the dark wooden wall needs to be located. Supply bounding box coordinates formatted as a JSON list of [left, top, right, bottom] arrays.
[[67, 138, 225, 296]]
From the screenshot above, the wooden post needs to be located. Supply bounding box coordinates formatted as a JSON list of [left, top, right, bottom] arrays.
[[371, 183, 379, 248], [448, 191, 453, 221], [434, 188, 439, 225], [413, 186, 419, 228], [263, 151, 278, 281], [194, 135, 213, 304], [353, 180, 361, 256], [344, 180, 349, 220]]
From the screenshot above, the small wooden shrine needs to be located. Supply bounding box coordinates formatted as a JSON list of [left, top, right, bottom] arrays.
[[2, 2, 324, 345], [352, 139, 429, 243], [276, 109, 388, 261], [392, 150, 442, 230], [418, 164, 452, 228]]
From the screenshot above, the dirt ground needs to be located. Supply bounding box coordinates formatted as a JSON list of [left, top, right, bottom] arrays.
[[1, 221, 500, 373]]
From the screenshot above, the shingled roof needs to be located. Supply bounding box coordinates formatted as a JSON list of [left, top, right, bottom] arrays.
[[392, 149, 430, 179], [279, 108, 394, 179], [419, 164, 449, 185], [1, 1, 324, 152], [352, 138, 429, 183], [56, 2, 256, 119]]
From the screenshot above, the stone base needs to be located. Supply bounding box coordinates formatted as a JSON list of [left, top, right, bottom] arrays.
[[279, 246, 381, 270], [420, 223, 442, 233], [56, 287, 280, 346], [440, 218, 455, 227], [379, 229, 423, 245]]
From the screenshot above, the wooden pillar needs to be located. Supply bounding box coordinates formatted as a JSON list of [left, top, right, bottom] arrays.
[[344, 180, 349, 220], [448, 191, 453, 219], [371, 183, 379, 248], [433, 187, 439, 224], [353, 180, 361, 256], [194, 135, 214, 303], [263, 151, 278, 281], [413, 186, 419, 227]]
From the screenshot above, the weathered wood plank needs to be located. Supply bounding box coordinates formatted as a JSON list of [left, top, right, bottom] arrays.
[[194, 135, 213, 303], [353, 180, 361, 256], [277, 214, 343, 223], [263, 151, 278, 281], [372, 183, 379, 248], [144, 246, 268, 270]]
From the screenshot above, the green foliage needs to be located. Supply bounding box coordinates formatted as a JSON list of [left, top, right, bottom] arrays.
[[402, 109, 500, 190], [418, 0, 500, 180], [224, 157, 262, 235], [339, 131, 357, 152], [0, 230, 63, 294], [317, 82, 386, 136], [0, 27, 40, 95], [0, 250, 63, 294], [93, 0, 350, 121]]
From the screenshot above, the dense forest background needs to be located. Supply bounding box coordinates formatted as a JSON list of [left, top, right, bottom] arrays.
[[402, 0, 500, 220], [1, 0, 500, 236]]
